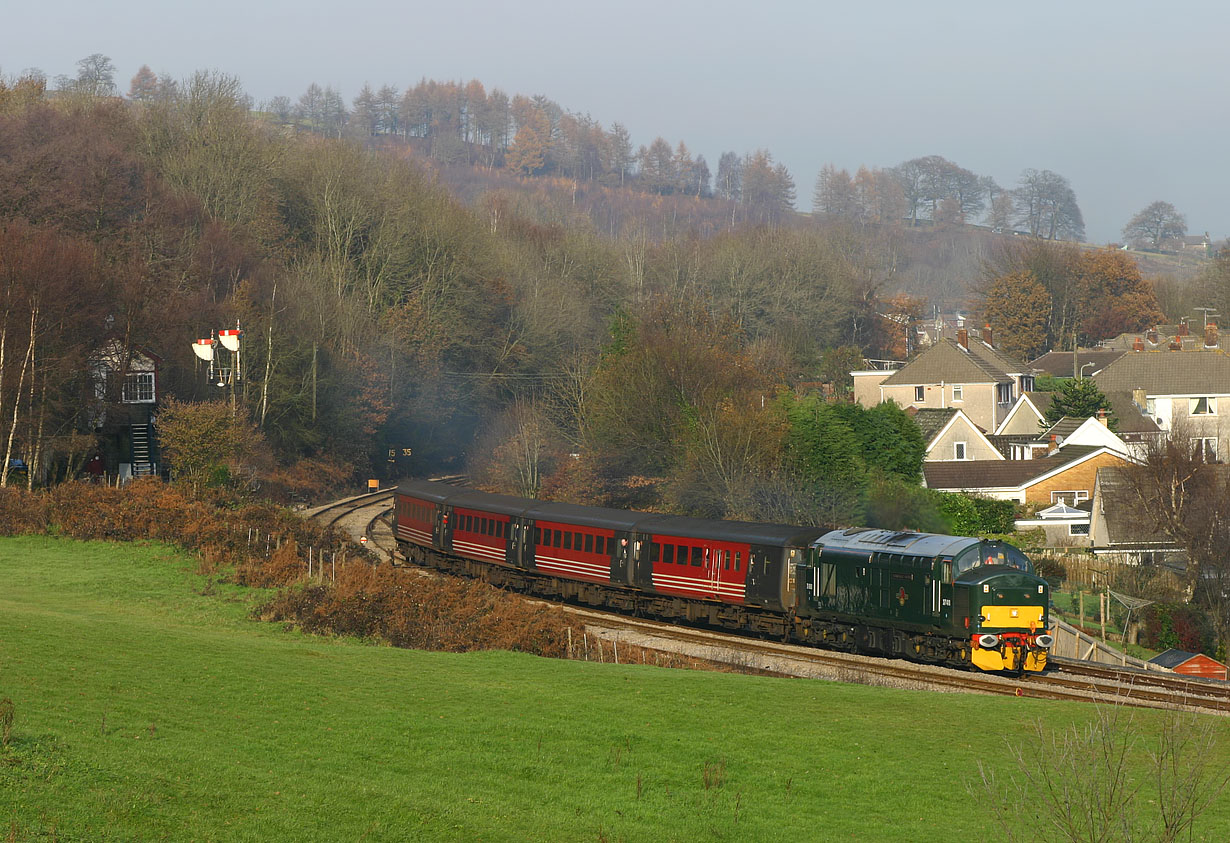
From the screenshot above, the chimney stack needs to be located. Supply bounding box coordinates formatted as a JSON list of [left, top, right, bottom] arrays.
[[1047, 434, 1058, 455], [1133, 336, 1144, 352], [1169, 338, 1182, 351], [982, 324, 993, 347], [1096, 409, 1108, 427], [1132, 387, 1147, 410], [1179, 322, 1190, 337], [1206, 323, 1219, 348], [1146, 328, 1159, 345], [957, 328, 968, 350]]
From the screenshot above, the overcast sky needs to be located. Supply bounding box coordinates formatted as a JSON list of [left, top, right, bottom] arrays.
[[4, 0, 1227, 244]]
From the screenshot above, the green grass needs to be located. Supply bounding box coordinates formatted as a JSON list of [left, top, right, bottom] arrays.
[[2, 536, 1229, 841]]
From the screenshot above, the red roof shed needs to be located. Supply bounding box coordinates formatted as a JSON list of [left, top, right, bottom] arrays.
[[1148, 649, 1228, 681]]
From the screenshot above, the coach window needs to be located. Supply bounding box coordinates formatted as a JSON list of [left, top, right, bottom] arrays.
[[663, 544, 675, 565], [553, 529, 562, 547], [595, 535, 605, 555], [724, 550, 731, 570], [585, 534, 594, 553], [534, 527, 541, 544], [691, 546, 703, 566], [574, 532, 582, 549], [650, 542, 660, 562], [734, 552, 742, 571], [563, 532, 572, 550]]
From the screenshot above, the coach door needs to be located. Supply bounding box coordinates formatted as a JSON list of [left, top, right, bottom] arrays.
[[611, 531, 633, 585], [507, 518, 534, 570], [433, 505, 453, 551], [704, 546, 722, 600]]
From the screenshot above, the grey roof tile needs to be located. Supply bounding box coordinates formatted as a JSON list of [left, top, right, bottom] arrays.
[[923, 445, 1104, 490], [883, 338, 1031, 387], [1093, 349, 1230, 395]]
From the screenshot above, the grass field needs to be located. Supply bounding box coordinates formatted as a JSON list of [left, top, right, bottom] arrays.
[[2, 536, 1229, 841]]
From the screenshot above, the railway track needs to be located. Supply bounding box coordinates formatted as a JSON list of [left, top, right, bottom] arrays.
[[304, 488, 1229, 715], [306, 475, 468, 555]]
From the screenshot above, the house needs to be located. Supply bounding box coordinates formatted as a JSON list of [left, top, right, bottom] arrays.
[[1014, 501, 1092, 548], [1098, 322, 1213, 352], [1028, 348, 1125, 379], [994, 391, 1054, 436], [911, 408, 1002, 462], [1087, 465, 1188, 567], [1147, 649, 1227, 681], [1092, 337, 1230, 462], [854, 326, 1036, 433], [922, 444, 1132, 504]]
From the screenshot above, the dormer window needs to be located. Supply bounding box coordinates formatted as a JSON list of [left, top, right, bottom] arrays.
[[997, 383, 1014, 404]]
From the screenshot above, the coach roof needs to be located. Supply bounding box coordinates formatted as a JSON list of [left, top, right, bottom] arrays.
[[637, 514, 825, 547]]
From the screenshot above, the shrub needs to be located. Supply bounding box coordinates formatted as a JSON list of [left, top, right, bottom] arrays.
[[260, 564, 581, 657]]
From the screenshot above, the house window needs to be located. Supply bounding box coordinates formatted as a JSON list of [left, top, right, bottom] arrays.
[[997, 383, 1013, 404], [914, 385, 925, 403], [1020, 376, 1035, 393], [1069, 523, 1090, 537], [122, 372, 155, 403], [1191, 397, 1217, 415], [954, 441, 967, 460], [1050, 490, 1089, 505], [953, 384, 963, 401], [1192, 437, 1218, 462]]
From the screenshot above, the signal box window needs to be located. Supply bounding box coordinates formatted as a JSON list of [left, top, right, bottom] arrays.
[[122, 372, 155, 403]]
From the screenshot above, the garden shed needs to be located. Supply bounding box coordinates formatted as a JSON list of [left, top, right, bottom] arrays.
[[1147, 649, 1227, 681]]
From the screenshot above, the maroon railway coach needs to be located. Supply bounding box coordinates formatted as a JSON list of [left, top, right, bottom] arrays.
[[394, 480, 826, 626]]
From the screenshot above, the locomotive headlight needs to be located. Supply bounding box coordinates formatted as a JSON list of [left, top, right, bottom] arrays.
[[1035, 634, 1055, 648], [977, 634, 1000, 649], [1010, 609, 1019, 618]]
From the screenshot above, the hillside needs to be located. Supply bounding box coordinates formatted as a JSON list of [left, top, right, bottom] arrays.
[[3, 536, 1229, 840]]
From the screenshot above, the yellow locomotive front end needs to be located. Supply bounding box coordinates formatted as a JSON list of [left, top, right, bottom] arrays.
[[953, 542, 1053, 673]]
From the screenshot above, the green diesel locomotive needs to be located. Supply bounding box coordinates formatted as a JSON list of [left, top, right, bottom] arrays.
[[795, 528, 1052, 672]]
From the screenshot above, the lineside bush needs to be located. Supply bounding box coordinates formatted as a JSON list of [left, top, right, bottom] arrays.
[[260, 564, 580, 656]]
